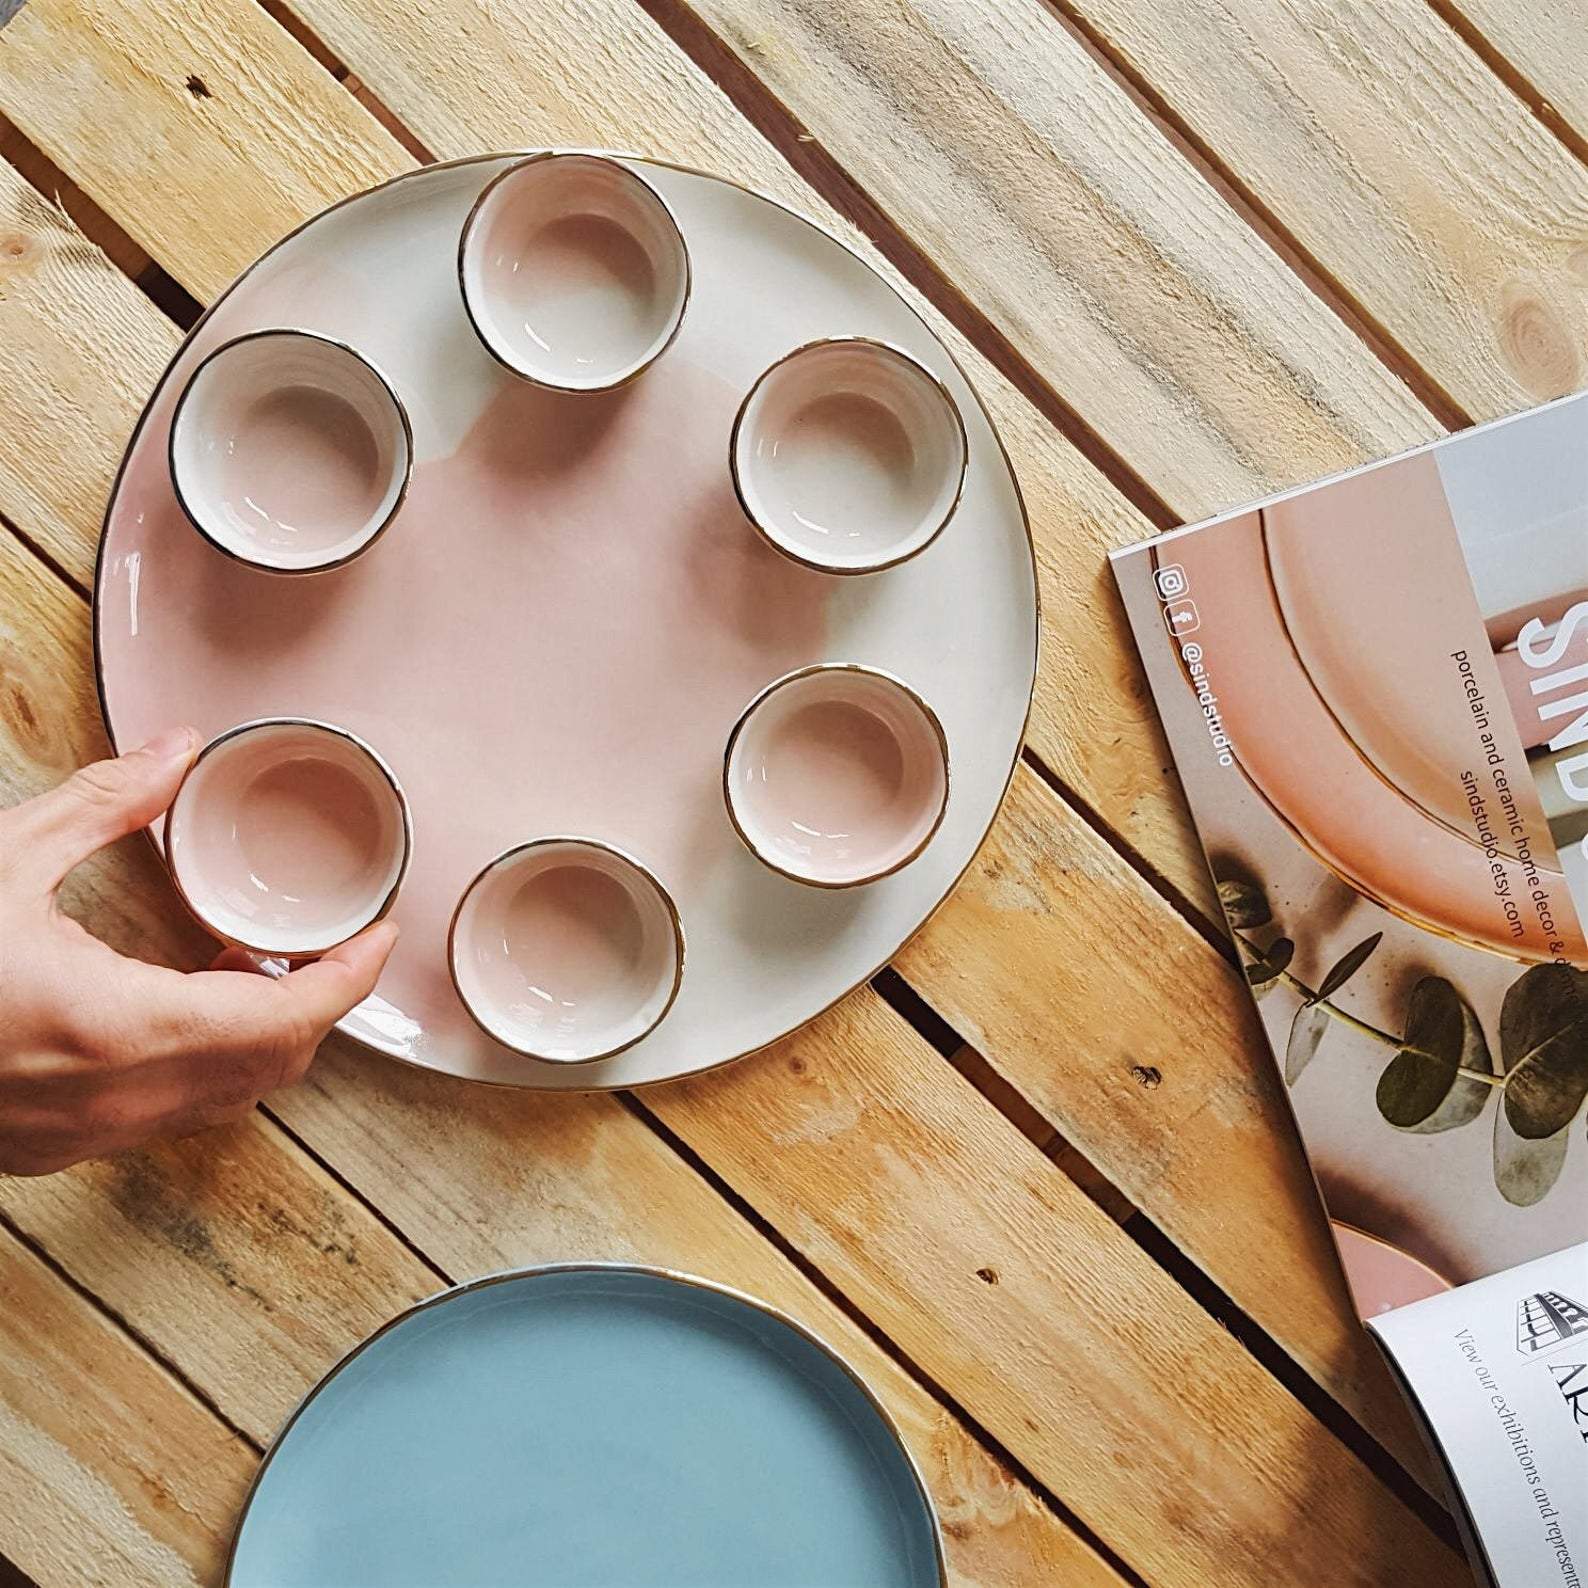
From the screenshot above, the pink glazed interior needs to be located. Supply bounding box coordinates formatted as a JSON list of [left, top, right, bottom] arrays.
[[726, 667, 948, 886], [461, 154, 689, 390], [450, 839, 683, 1062], [166, 720, 409, 956], [170, 332, 410, 572], [733, 339, 966, 572]]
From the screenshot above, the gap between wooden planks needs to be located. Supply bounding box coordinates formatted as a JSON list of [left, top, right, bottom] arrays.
[[0, 1221, 253, 1587], [0, 0, 1456, 1503], [1050, 0, 1588, 418], [1436, 0, 1588, 159], [0, 135, 1464, 1585], [0, 522, 1115, 1586]]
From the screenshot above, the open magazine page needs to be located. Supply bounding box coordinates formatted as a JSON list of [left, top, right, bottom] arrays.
[[1370, 1244, 1588, 1588], [1110, 393, 1588, 1581]]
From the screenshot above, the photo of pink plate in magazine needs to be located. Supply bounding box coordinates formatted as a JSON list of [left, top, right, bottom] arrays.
[[1112, 393, 1588, 1588]]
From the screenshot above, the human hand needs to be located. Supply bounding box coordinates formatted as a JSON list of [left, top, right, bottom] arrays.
[[0, 728, 397, 1175]]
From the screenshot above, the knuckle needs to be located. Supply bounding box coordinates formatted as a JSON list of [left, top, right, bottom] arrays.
[[64, 759, 125, 812]]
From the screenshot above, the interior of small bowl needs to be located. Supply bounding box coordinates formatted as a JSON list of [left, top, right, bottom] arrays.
[[450, 840, 683, 1062], [460, 155, 689, 391], [734, 341, 966, 572], [726, 668, 949, 886], [166, 720, 409, 956], [170, 332, 409, 573]]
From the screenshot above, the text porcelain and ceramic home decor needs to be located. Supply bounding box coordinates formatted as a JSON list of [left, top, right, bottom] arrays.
[[724, 664, 950, 887], [169, 328, 412, 573], [731, 337, 968, 574], [449, 838, 684, 1063], [226, 1265, 946, 1588], [458, 152, 690, 392], [165, 718, 411, 957], [96, 151, 1038, 1090]]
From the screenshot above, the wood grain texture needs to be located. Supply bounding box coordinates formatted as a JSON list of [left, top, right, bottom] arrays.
[[0, 1225, 251, 1587], [0, 258, 1110, 1588], [896, 759, 1429, 1456], [1065, 0, 1588, 411], [0, 164, 172, 584], [644, 990, 1464, 1587], [0, 1118, 439, 1445], [668, 0, 1440, 513], [0, 0, 1450, 1505], [1448, 0, 1588, 148], [271, 1045, 1123, 1588], [0, 0, 404, 300]]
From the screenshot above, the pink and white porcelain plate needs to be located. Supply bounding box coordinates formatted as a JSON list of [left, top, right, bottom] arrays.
[[95, 152, 1038, 1089]]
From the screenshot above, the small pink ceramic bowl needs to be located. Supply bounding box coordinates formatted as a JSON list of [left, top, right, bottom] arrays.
[[169, 329, 413, 574], [723, 664, 950, 888], [448, 837, 685, 1064], [457, 153, 691, 392], [164, 718, 412, 957], [731, 337, 968, 575]]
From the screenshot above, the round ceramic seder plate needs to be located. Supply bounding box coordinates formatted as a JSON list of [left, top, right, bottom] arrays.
[[95, 151, 1037, 1089], [226, 1265, 945, 1587]]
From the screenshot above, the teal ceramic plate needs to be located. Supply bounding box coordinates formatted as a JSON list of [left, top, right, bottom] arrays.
[[228, 1264, 945, 1586]]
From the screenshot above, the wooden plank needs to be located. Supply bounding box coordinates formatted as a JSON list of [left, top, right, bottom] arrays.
[[0, 112, 150, 282], [0, 1224, 251, 1587], [1063, 0, 1588, 412], [642, 0, 1440, 514], [0, 0, 1444, 1489], [0, 365, 1111, 1588], [895, 759, 1427, 1449], [0, 165, 173, 584], [0, 0, 403, 297], [0, 1099, 438, 1445], [0, 137, 1465, 1588], [1446, 0, 1588, 149], [275, 1018, 1467, 1588]]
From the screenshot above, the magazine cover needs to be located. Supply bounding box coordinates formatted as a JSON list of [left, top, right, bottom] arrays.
[[1111, 392, 1588, 1587]]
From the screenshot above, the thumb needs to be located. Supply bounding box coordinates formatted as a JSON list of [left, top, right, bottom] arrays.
[[11, 727, 198, 891]]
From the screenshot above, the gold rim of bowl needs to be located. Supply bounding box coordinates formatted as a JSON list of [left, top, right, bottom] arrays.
[[446, 834, 687, 1064], [162, 715, 414, 958], [722, 662, 952, 889], [728, 335, 970, 576], [167, 327, 415, 576]]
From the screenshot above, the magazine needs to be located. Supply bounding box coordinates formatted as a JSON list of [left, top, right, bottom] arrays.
[[1110, 392, 1588, 1587]]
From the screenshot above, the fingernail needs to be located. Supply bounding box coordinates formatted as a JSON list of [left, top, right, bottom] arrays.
[[138, 726, 198, 762]]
